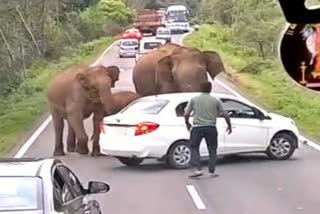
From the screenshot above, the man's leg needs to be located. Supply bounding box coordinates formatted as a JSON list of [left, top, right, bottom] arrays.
[[203, 126, 218, 175], [189, 127, 203, 177]]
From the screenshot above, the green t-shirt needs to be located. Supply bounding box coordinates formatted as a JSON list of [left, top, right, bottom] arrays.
[[185, 93, 224, 127]]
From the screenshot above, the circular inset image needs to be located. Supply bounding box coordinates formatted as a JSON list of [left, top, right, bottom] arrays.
[[280, 23, 320, 92]]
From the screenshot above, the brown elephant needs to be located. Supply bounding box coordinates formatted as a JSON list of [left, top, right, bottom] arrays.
[[132, 43, 222, 95], [133, 43, 188, 96], [110, 91, 141, 114], [46, 64, 120, 156], [90, 91, 141, 144], [155, 48, 226, 93]]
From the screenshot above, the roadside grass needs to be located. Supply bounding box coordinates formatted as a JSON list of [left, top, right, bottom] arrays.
[[0, 37, 115, 156], [185, 24, 320, 141]]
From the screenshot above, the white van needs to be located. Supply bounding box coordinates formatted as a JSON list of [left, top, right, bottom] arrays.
[[166, 5, 189, 17], [156, 27, 172, 43], [165, 15, 190, 33], [135, 38, 166, 62], [165, 5, 190, 33]]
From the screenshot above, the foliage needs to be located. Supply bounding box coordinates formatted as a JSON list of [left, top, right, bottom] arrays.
[[0, 0, 131, 98], [0, 37, 115, 156], [186, 25, 320, 141], [145, 0, 165, 10], [98, 0, 134, 24]]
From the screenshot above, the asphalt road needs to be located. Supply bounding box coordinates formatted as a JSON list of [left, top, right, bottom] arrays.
[[20, 34, 320, 214]]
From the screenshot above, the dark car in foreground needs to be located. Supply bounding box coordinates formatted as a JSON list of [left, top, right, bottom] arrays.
[[0, 158, 110, 214]]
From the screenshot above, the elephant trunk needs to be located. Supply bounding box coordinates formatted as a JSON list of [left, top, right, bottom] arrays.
[[98, 86, 115, 115]]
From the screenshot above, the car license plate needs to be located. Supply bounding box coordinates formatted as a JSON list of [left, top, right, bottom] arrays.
[[107, 127, 134, 136]]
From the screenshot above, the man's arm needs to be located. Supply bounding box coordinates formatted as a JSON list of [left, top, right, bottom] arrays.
[[184, 99, 193, 130], [217, 100, 232, 134]]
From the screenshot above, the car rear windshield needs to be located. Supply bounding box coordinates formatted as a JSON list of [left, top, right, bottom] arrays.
[[122, 41, 138, 46], [143, 42, 162, 50], [120, 99, 169, 115], [0, 177, 43, 212], [157, 30, 170, 35]]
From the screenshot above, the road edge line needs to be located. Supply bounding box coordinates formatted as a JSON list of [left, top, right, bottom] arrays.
[[186, 185, 206, 210], [14, 40, 119, 158], [179, 30, 320, 152]]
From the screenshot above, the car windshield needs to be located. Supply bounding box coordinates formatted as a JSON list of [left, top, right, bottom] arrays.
[[0, 177, 42, 212], [122, 40, 138, 46], [143, 42, 162, 50], [120, 99, 169, 115]]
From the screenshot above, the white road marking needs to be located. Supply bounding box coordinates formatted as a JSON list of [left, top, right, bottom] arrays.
[[179, 30, 320, 152], [14, 40, 119, 158], [186, 185, 206, 210]]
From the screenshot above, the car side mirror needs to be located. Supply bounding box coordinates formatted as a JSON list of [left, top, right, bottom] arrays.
[[87, 181, 110, 194]]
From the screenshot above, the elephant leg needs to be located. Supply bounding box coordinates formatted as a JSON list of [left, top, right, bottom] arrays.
[[91, 111, 105, 157], [52, 110, 65, 156], [67, 114, 89, 155], [66, 121, 76, 153]]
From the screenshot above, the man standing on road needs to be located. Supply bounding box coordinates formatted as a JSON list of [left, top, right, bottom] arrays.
[[184, 81, 232, 178]]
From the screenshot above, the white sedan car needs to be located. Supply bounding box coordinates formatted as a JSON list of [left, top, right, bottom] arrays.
[[99, 93, 301, 169]]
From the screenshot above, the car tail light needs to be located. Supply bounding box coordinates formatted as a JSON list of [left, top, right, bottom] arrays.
[[134, 122, 159, 136], [100, 122, 105, 134]]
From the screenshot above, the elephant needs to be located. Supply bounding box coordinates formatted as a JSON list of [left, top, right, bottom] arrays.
[[46, 64, 120, 156], [133, 43, 189, 96], [90, 91, 141, 145], [154, 48, 226, 93], [132, 43, 223, 95], [110, 91, 141, 114]]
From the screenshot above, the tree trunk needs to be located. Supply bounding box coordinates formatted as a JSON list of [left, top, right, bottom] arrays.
[[0, 26, 15, 62], [258, 42, 265, 59], [15, 5, 42, 56]]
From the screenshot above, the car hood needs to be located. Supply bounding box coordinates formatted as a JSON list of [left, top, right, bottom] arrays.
[[268, 112, 296, 125]]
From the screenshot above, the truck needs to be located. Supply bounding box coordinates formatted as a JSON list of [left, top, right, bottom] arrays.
[[133, 9, 164, 35]]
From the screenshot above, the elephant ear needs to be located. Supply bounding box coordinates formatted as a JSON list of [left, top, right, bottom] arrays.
[[106, 66, 120, 82], [157, 55, 174, 82], [202, 50, 226, 80], [76, 73, 91, 90]]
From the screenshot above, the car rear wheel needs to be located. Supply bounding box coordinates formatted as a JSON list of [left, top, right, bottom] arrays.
[[167, 141, 191, 169], [117, 157, 144, 166], [266, 132, 296, 160]]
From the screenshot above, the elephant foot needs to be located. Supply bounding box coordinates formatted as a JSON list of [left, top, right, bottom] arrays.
[[67, 145, 76, 153], [76, 145, 89, 155], [53, 149, 65, 156], [91, 150, 105, 157]]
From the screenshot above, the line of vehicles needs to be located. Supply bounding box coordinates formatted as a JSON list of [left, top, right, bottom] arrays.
[[118, 4, 192, 61]]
